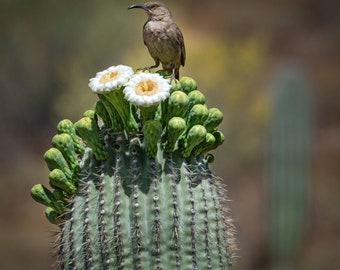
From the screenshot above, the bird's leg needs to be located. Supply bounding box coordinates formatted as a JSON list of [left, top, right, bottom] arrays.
[[163, 64, 177, 82], [137, 61, 160, 73], [171, 65, 178, 80]]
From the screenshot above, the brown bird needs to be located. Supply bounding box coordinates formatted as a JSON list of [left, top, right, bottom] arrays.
[[128, 1, 186, 79]]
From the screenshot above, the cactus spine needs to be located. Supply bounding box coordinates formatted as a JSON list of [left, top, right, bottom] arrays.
[[31, 66, 235, 269]]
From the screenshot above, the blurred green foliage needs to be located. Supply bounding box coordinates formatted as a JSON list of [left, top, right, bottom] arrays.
[[185, 35, 269, 177], [268, 67, 312, 268]]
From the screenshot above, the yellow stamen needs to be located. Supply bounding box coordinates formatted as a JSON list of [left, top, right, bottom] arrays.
[[135, 79, 158, 96], [99, 70, 119, 83]]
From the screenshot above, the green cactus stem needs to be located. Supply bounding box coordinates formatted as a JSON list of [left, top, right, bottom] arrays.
[[143, 119, 162, 157], [97, 95, 124, 132], [95, 99, 113, 128], [140, 104, 159, 124], [102, 90, 139, 133], [32, 66, 235, 269]]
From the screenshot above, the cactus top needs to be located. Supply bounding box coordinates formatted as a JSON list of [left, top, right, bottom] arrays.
[[30, 65, 235, 269], [85, 65, 224, 158], [31, 64, 226, 214]]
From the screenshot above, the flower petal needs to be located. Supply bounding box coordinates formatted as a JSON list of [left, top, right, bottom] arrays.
[[89, 65, 134, 93], [123, 73, 171, 107]]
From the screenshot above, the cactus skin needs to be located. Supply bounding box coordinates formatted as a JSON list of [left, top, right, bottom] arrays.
[[32, 71, 235, 269]]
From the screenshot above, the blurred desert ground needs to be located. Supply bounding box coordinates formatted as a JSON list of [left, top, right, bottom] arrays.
[[1, 0, 339, 269]]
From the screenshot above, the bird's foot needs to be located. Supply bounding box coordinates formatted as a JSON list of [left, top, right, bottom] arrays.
[[156, 67, 177, 82], [164, 67, 178, 82], [164, 73, 176, 83], [136, 67, 152, 73], [136, 64, 159, 73]]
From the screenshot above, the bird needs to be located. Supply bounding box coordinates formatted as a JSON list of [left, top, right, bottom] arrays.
[[128, 1, 186, 79]]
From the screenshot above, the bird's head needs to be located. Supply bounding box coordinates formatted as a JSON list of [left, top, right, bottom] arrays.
[[128, 1, 172, 21]]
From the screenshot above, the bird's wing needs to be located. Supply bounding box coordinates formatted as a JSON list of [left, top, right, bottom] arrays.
[[176, 27, 186, 67]]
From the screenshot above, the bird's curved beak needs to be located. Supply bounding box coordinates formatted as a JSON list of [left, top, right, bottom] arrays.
[[128, 4, 148, 11]]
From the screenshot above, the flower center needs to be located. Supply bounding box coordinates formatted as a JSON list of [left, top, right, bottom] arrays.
[[99, 70, 119, 83], [135, 79, 158, 96]]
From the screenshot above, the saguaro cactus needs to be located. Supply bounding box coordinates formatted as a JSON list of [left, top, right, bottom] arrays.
[[268, 68, 312, 267], [32, 65, 235, 269]]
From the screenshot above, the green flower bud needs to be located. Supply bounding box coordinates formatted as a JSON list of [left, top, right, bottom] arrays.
[[57, 119, 85, 154], [45, 207, 61, 225], [49, 169, 77, 195], [212, 130, 225, 148], [83, 110, 96, 119], [52, 134, 80, 172], [170, 79, 182, 93], [188, 90, 206, 109], [143, 120, 162, 158], [203, 108, 223, 133], [44, 148, 73, 181], [31, 184, 64, 213], [163, 117, 186, 152], [180, 125, 207, 158], [180, 76, 197, 94], [205, 153, 215, 163], [193, 132, 216, 155], [167, 91, 189, 121], [186, 104, 209, 130], [74, 117, 107, 161]]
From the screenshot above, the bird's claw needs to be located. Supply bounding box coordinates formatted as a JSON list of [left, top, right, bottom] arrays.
[[164, 73, 176, 83], [136, 67, 150, 73], [136, 65, 158, 73]]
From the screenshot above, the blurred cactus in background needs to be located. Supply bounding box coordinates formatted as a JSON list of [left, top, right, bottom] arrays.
[[268, 66, 312, 269], [31, 66, 235, 269]]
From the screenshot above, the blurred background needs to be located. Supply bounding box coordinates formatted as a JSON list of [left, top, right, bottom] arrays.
[[1, 0, 339, 269]]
